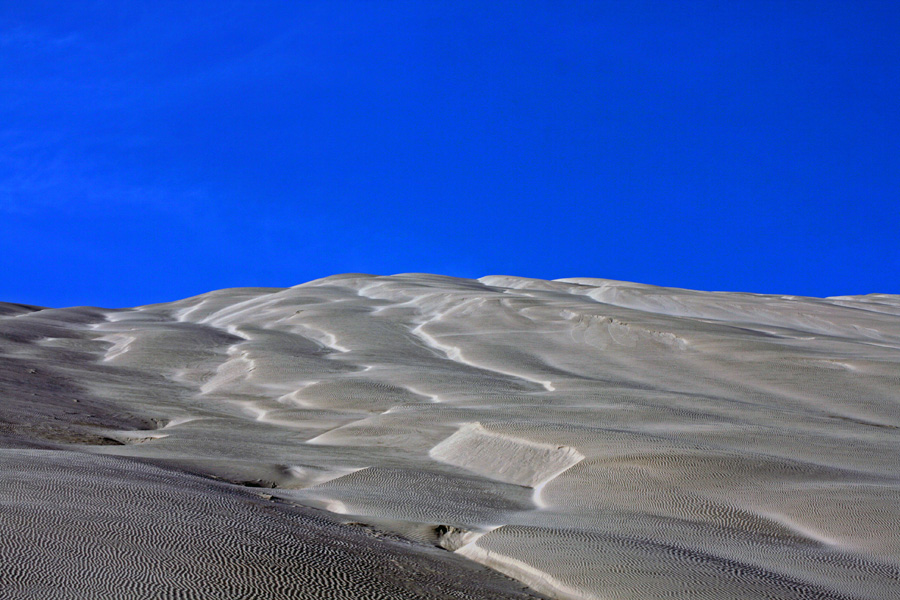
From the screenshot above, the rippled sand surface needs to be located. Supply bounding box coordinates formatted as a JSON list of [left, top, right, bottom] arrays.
[[2, 274, 899, 599]]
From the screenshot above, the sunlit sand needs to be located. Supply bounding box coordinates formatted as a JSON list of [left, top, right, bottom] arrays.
[[2, 274, 898, 598]]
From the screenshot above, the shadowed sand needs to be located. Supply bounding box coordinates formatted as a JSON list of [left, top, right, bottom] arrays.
[[2, 274, 899, 599], [0, 450, 542, 600]]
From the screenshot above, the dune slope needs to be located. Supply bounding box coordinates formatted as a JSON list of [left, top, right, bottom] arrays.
[[2, 274, 899, 599]]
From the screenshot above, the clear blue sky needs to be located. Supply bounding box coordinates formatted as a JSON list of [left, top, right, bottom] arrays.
[[2, 1, 898, 307]]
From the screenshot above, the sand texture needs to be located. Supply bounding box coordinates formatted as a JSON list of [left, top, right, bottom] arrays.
[[2, 274, 899, 599]]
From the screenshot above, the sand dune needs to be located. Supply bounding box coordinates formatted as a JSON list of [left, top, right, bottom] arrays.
[[2, 274, 899, 599], [0, 450, 541, 599]]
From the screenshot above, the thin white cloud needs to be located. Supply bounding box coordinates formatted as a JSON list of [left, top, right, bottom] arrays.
[[0, 26, 82, 50], [0, 132, 209, 221]]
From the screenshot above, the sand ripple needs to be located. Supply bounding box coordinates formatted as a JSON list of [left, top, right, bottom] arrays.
[[2, 274, 899, 599]]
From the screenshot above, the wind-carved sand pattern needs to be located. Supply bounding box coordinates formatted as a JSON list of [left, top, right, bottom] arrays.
[[2, 274, 900, 599]]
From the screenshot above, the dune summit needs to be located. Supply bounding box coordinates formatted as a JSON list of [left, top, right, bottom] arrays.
[[2, 273, 899, 599]]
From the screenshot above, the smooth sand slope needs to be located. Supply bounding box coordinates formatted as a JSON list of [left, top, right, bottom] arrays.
[[2, 274, 899, 599]]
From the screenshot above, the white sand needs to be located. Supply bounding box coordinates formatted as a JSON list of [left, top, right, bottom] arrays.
[[2, 274, 899, 599]]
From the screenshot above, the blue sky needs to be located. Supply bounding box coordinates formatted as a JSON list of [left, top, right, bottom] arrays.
[[1, 1, 898, 307]]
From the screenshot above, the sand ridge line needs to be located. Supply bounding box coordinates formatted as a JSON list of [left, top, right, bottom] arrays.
[[564, 279, 900, 346], [411, 305, 556, 392]]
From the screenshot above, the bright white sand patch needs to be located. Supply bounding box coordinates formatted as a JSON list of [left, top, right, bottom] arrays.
[[99, 332, 135, 361], [430, 422, 584, 489]]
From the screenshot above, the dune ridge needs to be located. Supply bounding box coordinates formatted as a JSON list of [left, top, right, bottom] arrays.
[[2, 274, 899, 599]]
